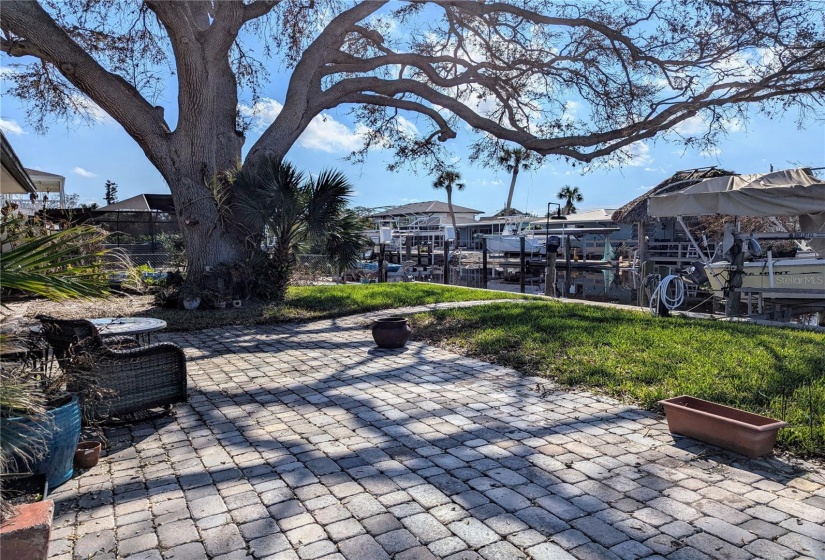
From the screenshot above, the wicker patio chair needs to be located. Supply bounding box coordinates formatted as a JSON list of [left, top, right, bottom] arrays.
[[36, 316, 187, 420]]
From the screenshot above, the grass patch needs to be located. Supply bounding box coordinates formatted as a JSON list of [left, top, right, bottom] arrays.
[[410, 300, 825, 457], [22, 284, 529, 332]]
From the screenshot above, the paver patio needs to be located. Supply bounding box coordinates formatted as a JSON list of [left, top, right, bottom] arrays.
[[47, 302, 825, 560]]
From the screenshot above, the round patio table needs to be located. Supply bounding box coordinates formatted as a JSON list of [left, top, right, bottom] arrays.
[[30, 317, 167, 345], [89, 318, 167, 344]]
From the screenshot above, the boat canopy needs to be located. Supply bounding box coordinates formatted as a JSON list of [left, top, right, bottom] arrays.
[[648, 167, 825, 256]]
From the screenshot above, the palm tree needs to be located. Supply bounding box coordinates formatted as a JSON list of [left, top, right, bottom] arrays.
[[557, 185, 583, 215], [433, 170, 465, 249], [236, 160, 365, 302], [498, 147, 533, 215]]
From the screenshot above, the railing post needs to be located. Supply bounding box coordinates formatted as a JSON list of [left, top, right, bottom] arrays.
[[519, 236, 526, 294], [443, 242, 450, 285], [482, 238, 488, 290]]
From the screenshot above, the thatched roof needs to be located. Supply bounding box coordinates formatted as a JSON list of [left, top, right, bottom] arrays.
[[611, 167, 736, 224]]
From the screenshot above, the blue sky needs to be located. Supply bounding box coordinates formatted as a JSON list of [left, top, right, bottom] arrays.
[[2, 61, 823, 216]]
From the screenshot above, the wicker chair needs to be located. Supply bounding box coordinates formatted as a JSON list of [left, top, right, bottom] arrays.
[[36, 316, 187, 420]]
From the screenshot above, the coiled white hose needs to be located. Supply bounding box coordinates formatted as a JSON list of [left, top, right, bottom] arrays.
[[649, 274, 685, 316]]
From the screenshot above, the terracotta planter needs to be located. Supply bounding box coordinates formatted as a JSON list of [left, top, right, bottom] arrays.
[[371, 316, 412, 349], [660, 396, 787, 458], [74, 441, 102, 469], [0, 500, 54, 560]]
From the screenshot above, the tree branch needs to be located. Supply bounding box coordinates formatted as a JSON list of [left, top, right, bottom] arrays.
[[1, 1, 171, 164]]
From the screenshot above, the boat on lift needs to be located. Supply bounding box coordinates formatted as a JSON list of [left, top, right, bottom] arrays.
[[648, 167, 825, 303]]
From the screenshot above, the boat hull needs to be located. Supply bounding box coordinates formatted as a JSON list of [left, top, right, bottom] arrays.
[[704, 258, 825, 298]]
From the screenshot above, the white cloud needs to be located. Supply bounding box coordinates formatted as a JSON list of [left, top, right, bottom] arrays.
[[617, 141, 653, 167], [300, 113, 363, 153], [0, 118, 25, 135], [72, 167, 98, 178], [241, 98, 366, 153]]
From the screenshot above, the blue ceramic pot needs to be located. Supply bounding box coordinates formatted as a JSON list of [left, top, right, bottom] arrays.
[[1, 395, 82, 489]]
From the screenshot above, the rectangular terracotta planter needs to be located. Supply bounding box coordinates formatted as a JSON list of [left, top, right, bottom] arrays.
[[659, 396, 787, 458], [0, 499, 54, 560]]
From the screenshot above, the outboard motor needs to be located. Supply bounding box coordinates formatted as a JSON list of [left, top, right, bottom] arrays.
[[682, 260, 710, 286], [746, 238, 763, 260]]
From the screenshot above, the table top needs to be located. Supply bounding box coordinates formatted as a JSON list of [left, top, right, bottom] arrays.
[[30, 317, 167, 336]]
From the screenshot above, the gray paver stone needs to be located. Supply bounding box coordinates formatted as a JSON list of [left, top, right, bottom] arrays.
[[336, 534, 390, 560], [249, 533, 291, 557], [448, 517, 500, 548], [296, 539, 337, 560], [478, 541, 526, 560], [118, 533, 159, 557], [375, 528, 420, 554], [428, 536, 467, 557], [164, 542, 208, 560], [525, 542, 577, 560], [395, 546, 438, 560], [684, 532, 751, 560], [401, 512, 452, 544], [569, 515, 628, 547], [157, 518, 200, 549], [201, 524, 246, 557], [325, 518, 366, 542]]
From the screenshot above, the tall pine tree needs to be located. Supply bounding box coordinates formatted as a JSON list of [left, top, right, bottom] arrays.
[[103, 180, 118, 205]]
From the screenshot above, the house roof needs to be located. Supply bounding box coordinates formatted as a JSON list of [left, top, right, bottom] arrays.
[[24, 166, 65, 193], [529, 208, 618, 226], [24, 168, 65, 179], [1, 131, 36, 194], [369, 200, 483, 218], [95, 194, 175, 213]]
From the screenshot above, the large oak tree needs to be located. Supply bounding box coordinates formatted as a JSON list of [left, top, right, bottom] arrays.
[[2, 0, 823, 288]]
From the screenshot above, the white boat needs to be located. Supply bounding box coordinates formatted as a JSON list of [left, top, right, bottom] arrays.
[[485, 235, 548, 255], [704, 257, 825, 298]]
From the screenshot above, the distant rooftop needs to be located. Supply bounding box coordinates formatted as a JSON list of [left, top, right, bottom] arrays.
[[370, 201, 483, 218], [96, 194, 175, 213]]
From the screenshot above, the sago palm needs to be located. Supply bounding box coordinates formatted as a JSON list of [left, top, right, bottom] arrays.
[[236, 160, 365, 302], [433, 170, 465, 249]]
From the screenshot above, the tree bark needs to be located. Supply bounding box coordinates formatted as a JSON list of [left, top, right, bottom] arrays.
[[447, 189, 460, 250], [505, 166, 520, 215]]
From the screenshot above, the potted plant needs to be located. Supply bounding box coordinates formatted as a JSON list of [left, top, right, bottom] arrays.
[[0, 213, 110, 559], [179, 285, 202, 310]]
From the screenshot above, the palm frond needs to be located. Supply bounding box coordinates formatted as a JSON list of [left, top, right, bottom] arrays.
[[0, 226, 110, 301]]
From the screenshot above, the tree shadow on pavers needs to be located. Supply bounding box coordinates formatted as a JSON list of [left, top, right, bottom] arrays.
[[667, 434, 811, 484], [60, 338, 823, 560], [168, 323, 379, 362]]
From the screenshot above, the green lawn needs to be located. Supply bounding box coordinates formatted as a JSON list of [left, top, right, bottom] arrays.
[[410, 300, 825, 457], [146, 283, 530, 331]]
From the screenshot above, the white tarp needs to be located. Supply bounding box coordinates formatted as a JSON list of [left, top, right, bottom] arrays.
[[648, 168, 825, 256], [648, 168, 825, 217]]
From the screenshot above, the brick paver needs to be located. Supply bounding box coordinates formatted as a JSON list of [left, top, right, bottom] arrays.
[[46, 302, 825, 559]]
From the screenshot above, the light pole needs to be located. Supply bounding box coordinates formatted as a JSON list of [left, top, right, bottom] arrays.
[[545, 202, 566, 297]]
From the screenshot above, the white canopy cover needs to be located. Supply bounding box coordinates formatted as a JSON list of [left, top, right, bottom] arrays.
[[648, 168, 825, 256]]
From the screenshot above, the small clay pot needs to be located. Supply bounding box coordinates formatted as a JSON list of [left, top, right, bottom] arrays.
[[232, 299, 242, 308], [74, 441, 102, 469], [371, 316, 412, 349]]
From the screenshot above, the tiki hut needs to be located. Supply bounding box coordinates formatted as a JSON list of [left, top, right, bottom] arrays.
[[612, 167, 736, 263]]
